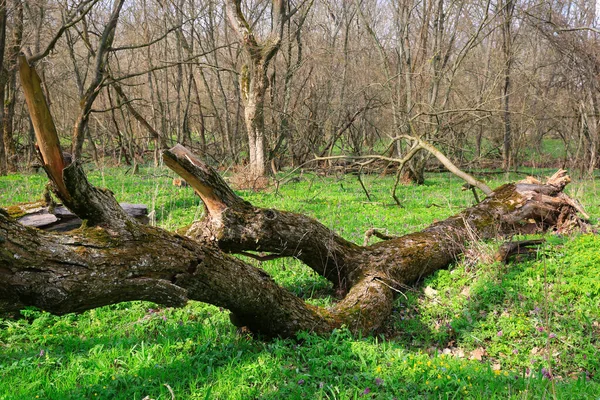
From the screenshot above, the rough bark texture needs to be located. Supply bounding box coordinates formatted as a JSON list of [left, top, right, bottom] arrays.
[[0, 131, 587, 340], [225, 0, 286, 177], [165, 146, 585, 334], [11, 33, 587, 338], [2, 0, 23, 173]]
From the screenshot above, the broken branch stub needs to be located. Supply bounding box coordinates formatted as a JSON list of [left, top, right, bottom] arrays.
[[162, 144, 250, 216]]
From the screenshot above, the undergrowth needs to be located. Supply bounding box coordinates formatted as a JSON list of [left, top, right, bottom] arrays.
[[0, 165, 598, 399]]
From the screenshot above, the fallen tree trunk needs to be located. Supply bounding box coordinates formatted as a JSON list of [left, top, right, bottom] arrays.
[[0, 153, 586, 337], [1, 57, 588, 338], [163, 145, 587, 332]]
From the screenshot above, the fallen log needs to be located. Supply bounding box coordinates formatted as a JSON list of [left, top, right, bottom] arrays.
[[163, 145, 587, 333], [1, 56, 589, 338], [0, 151, 587, 337]]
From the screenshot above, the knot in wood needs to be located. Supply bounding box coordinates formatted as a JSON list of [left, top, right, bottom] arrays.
[[264, 209, 276, 220]]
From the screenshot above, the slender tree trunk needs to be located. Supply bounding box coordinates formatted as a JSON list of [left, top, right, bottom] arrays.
[[0, 86, 5, 175], [191, 73, 206, 154], [2, 0, 23, 173], [500, 0, 515, 171], [0, 0, 7, 175], [71, 0, 125, 160]]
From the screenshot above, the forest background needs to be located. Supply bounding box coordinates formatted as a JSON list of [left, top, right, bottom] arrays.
[[1, 0, 600, 399]]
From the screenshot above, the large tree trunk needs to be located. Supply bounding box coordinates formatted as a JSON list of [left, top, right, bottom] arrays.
[[1, 58, 587, 338], [1, 143, 586, 337], [164, 145, 585, 332]]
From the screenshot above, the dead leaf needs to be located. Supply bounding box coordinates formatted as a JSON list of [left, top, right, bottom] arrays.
[[424, 286, 438, 298], [470, 347, 487, 361]]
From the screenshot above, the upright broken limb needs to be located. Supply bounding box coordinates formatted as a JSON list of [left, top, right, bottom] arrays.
[[18, 56, 68, 198]]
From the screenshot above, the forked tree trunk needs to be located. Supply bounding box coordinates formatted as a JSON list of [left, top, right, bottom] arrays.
[[0, 59, 588, 338], [225, 0, 287, 177]]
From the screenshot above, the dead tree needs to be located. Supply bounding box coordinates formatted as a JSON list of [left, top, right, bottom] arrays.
[[0, 57, 588, 338]]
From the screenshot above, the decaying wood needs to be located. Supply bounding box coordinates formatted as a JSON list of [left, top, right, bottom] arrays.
[[164, 145, 587, 333], [18, 55, 68, 198], [2, 59, 589, 338], [13, 202, 148, 231], [0, 145, 588, 337]]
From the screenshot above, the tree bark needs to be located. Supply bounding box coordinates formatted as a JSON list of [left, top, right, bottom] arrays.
[[225, 0, 287, 177], [500, 0, 515, 171], [165, 144, 584, 334], [2, 142, 585, 337], [0, 0, 7, 175], [6, 53, 590, 338], [2, 0, 23, 173], [71, 0, 125, 160]]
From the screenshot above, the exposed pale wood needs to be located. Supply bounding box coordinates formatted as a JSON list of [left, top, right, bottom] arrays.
[[18, 55, 68, 198], [17, 203, 148, 231], [163, 144, 249, 216]]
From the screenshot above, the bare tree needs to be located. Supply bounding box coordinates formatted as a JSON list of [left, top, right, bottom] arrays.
[[499, 0, 515, 170], [2, 0, 23, 172], [225, 0, 298, 177]]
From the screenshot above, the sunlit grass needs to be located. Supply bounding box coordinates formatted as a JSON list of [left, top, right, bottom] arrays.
[[0, 165, 599, 399]]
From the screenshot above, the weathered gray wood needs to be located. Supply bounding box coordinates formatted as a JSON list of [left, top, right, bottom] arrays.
[[17, 203, 148, 231]]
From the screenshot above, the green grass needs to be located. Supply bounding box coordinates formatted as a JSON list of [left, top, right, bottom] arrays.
[[1, 165, 599, 399]]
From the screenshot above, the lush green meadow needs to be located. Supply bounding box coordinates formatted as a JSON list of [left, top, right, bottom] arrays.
[[1, 165, 599, 399]]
